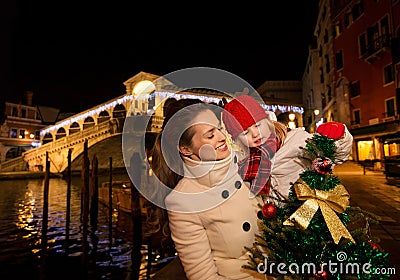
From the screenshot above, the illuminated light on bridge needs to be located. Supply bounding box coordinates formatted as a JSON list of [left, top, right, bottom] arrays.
[[39, 88, 304, 137], [39, 91, 225, 137], [148, 91, 224, 104], [146, 91, 304, 114], [40, 95, 133, 136], [261, 104, 304, 114]]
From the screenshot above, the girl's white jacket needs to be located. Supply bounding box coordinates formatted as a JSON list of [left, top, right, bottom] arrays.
[[270, 126, 353, 199]]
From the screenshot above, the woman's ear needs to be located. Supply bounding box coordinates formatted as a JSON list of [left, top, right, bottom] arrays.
[[178, 145, 193, 157]]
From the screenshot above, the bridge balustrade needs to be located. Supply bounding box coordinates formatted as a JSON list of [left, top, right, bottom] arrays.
[[26, 120, 112, 159], [0, 156, 27, 172], [0, 113, 164, 173]]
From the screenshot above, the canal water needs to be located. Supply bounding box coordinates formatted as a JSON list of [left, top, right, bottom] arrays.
[[0, 175, 175, 280]]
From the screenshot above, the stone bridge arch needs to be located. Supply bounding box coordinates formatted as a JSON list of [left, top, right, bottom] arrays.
[[24, 120, 116, 173]]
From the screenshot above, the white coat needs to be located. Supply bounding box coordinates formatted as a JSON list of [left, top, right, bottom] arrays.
[[165, 152, 265, 280], [270, 126, 353, 198]]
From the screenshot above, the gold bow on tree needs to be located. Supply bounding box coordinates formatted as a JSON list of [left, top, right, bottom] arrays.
[[283, 179, 355, 244]]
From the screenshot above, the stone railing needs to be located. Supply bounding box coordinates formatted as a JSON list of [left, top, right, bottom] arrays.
[[24, 120, 113, 160], [0, 156, 27, 172], [1, 114, 164, 173]]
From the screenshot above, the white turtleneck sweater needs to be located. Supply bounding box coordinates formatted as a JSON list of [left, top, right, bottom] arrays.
[[165, 152, 265, 280]]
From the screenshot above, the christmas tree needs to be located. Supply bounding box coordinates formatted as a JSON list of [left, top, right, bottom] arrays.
[[245, 133, 394, 280]]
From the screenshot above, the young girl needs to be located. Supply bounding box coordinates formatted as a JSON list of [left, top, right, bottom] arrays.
[[150, 99, 265, 280], [222, 94, 353, 200]]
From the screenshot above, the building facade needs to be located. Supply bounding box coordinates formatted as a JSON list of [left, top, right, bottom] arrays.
[[0, 91, 59, 164], [303, 45, 323, 133], [306, 0, 400, 166], [302, 0, 353, 136], [257, 80, 305, 129], [331, 0, 400, 166]]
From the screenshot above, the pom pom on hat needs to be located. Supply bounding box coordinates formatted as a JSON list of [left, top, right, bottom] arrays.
[[316, 121, 345, 140], [222, 95, 269, 138]]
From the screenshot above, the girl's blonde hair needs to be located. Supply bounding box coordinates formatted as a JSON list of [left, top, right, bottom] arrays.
[[226, 119, 288, 161]]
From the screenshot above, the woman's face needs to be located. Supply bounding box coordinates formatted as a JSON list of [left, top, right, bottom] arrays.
[[180, 109, 230, 161], [236, 118, 272, 148]]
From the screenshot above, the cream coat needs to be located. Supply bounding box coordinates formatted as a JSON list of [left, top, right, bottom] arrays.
[[164, 127, 352, 279], [165, 152, 265, 280]]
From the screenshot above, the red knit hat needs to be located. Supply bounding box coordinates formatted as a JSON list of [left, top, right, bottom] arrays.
[[222, 95, 269, 138]]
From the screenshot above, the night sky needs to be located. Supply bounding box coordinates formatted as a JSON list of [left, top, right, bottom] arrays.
[[1, 1, 319, 113]]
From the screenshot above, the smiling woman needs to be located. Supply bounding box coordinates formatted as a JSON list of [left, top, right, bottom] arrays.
[[176, 109, 230, 162], [149, 99, 265, 280]]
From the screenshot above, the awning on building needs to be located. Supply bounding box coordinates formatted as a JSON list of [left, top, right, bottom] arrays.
[[380, 132, 400, 144], [350, 123, 389, 136], [350, 120, 400, 141]]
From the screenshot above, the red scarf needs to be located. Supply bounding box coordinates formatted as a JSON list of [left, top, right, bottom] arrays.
[[238, 134, 279, 195]]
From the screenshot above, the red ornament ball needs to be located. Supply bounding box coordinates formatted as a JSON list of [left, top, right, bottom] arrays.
[[262, 202, 276, 219], [314, 269, 330, 279], [367, 240, 382, 250], [312, 157, 333, 174]]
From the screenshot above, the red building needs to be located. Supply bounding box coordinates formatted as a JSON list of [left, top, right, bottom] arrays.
[[331, 0, 400, 167], [0, 91, 60, 166]]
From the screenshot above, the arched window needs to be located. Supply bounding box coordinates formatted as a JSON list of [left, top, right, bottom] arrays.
[[98, 110, 110, 123], [56, 127, 67, 140], [83, 116, 95, 130], [113, 104, 126, 119], [6, 147, 18, 160], [42, 133, 53, 144], [69, 122, 80, 135], [163, 98, 178, 118]]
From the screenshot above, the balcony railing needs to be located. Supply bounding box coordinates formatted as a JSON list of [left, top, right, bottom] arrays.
[[361, 34, 391, 63]]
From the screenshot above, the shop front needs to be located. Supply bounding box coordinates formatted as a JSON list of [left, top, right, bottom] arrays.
[[350, 121, 400, 171], [380, 131, 400, 177]]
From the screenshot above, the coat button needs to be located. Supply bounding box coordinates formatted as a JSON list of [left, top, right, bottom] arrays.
[[257, 210, 263, 219], [234, 155, 238, 163], [234, 181, 242, 189], [221, 190, 229, 199], [242, 222, 251, 232]]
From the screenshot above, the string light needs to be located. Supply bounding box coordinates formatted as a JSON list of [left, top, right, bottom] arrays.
[[39, 91, 304, 136], [40, 94, 133, 136]]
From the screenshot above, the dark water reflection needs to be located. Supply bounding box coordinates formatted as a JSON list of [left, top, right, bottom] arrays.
[[0, 175, 170, 280]]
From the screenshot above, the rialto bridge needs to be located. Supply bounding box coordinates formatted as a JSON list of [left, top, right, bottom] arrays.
[[3, 70, 304, 174], [21, 71, 229, 174]]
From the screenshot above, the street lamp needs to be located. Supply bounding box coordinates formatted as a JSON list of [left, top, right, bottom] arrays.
[[308, 109, 320, 133], [288, 112, 296, 129]]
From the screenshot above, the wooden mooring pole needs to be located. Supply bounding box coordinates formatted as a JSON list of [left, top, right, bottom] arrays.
[[108, 156, 113, 250], [40, 152, 51, 279], [65, 149, 72, 256], [81, 140, 90, 275], [90, 154, 99, 228], [130, 152, 143, 280], [90, 154, 99, 254]]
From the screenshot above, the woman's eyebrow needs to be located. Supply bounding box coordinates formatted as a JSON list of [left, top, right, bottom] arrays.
[[203, 126, 216, 136]]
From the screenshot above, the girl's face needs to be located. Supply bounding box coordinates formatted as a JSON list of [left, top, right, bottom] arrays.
[[236, 118, 272, 148], [179, 109, 230, 161]]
